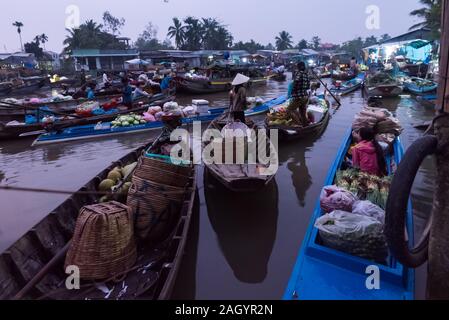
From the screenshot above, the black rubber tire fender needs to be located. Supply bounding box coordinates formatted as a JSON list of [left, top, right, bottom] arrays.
[[385, 135, 437, 268]]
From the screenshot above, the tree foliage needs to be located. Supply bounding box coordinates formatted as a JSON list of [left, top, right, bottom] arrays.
[[275, 31, 293, 51], [102, 11, 126, 35], [410, 0, 442, 40], [63, 20, 127, 54]]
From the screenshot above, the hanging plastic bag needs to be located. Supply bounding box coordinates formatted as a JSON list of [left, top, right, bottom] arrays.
[[352, 200, 385, 224], [320, 185, 358, 213], [315, 211, 388, 262]]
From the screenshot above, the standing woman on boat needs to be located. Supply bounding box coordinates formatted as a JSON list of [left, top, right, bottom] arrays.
[[122, 78, 133, 109], [229, 73, 250, 124], [289, 62, 310, 126]]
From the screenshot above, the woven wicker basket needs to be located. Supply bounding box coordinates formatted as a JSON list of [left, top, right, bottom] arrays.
[[127, 175, 185, 240], [134, 163, 190, 188], [139, 156, 192, 177], [64, 201, 137, 280]]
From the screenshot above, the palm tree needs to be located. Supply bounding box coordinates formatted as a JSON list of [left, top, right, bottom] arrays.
[[183, 17, 203, 50], [12, 21, 24, 51], [275, 31, 293, 51], [167, 17, 186, 49], [40, 34, 49, 50], [410, 0, 442, 39]]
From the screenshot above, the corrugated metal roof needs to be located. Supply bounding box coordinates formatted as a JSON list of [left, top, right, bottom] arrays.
[[71, 49, 139, 57]]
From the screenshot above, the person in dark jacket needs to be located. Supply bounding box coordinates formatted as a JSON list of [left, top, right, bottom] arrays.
[[289, 62, 310, 126]]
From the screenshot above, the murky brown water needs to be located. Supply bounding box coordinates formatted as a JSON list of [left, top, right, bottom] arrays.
[[0, 75, 435, 300]]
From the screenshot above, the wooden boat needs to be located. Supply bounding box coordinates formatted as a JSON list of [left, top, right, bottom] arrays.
[[202, 115, 278, 192], [416, 94, 436, 107], [403, 77, 438, 95], [0, 94, 126, 123], [283, 129, 414, 300], [1, 78, 46, 97], [364, 73, 403, 98], [270, 73, 287, 82], [0, 138, 198, 300], [0, 94, 174, 140], [330, 73, 366, 96], [0, 82, 12, 96], [32, 96, 286, 146], [175, 75, 269, 94], [331, 70, 357, 81], [265, 95, 331, 141]]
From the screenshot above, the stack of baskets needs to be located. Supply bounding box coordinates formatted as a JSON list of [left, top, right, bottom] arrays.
[[65, 201, 137, 280], [127, 154, 193, 240]]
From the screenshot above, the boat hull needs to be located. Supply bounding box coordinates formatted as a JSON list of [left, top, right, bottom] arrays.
[[266, 109, 330, 142], [32, 96, 287, 146], [0, 94, 174, 140], [0, 142, 198, 300], [283, 129, 415, 300], [364, 85, 403, 98], [176, 77, 268, 95]]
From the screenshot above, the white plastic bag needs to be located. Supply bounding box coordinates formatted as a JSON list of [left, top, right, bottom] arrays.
[[352, 200, 385, 224], [315, 211, 388, 262], [320, 186, 358, 213]]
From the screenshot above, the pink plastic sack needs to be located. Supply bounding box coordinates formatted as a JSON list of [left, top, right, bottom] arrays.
[[143, 112, 156, 122], [320, 185, 358, 213]]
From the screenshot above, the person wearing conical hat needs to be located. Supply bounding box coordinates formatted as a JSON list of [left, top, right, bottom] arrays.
[[229, 73, 250, 124]]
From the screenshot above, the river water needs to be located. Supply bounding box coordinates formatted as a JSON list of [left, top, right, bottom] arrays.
[[0, 74, 435, 300]]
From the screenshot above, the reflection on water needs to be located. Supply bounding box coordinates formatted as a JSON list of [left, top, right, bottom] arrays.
[[0, 76, 437, 300], [279, 139, 315, 208], [205, 171, 279, 284]]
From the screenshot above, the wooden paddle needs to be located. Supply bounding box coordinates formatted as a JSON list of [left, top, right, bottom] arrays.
[[310, 67, 342, 106]]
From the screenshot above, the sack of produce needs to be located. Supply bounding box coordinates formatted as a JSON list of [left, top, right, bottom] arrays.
[[163, 101, 180, 113], [182, 106, 197, 116], [320, 185, 358, 213], [143, 112, 156, 122], [148, 106, 162, 115], [352, 200, 385, 224], [315, 210, 388, 262]]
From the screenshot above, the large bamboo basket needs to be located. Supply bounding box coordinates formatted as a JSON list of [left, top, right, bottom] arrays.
[[127, 175, 186, 241], [64, 202, 137, 281]]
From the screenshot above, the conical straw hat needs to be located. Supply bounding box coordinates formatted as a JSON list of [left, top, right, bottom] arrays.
[[231, 73, 250, 86]]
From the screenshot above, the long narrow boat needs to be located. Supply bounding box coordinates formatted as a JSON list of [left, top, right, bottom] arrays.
[[0, 94, 124, 122], [265, 95, 330, 141], [202, 115, 278, 192], [283, 129, 414, 300], [403, 77, 438, 95], [6, 78, 47, 96], [0, 139, 198, 300], [330, 73, 366, 96], [364, 73, 404, 98], [0, 94, 174, 140], [175, 75, 270, 95], [331, 70, 357, 81], [32, 96, 287, 146]]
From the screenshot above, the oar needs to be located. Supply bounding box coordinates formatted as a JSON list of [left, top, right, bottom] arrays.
[[310, 68, 342, 106]]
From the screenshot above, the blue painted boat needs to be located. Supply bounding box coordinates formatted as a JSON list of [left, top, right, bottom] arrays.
[[283, 129, 415, 300], [32, 96, 286, 146], [330, 73, 366, 96], [403, 77, 438, 95]]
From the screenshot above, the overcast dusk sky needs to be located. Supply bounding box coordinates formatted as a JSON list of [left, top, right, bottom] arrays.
[[1, 0, 424, 53]]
